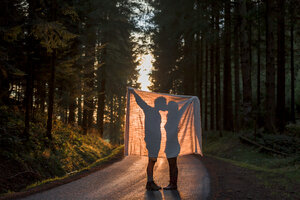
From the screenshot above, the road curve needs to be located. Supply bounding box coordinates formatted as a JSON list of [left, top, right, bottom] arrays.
[[21, 154, 210, 200]]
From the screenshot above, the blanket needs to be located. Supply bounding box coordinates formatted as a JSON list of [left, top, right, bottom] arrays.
[[124, 87, 202, 158]]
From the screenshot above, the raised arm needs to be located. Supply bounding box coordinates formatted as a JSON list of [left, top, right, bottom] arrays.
[[130, 89, 151, 111]]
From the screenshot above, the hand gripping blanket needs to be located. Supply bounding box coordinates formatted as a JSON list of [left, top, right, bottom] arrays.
[[124, 88, 202, 158]]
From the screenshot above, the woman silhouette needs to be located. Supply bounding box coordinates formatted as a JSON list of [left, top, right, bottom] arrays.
[[164, 99, 192, 190]]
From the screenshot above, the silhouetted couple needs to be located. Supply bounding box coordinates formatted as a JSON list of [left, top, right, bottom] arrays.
[[130, 89, 190, 191]]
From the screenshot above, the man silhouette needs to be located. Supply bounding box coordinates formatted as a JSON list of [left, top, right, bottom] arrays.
[[129, 88, 167, 191]]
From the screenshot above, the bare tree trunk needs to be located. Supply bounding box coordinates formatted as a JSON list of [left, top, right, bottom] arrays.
[[24, 0, 36, 138], [97, 40, 106, 137], [46, 0, 57, 140], [109, 96, 114, 143], [276, 0, 286, 132], [257, 3, 261, 107], [205, 40, 208, 131], [46, 50, 55, 140], [234, 0, 241, 132], [82, 93, 88, 134], [265, 0, 276, 133], [196, 32, 200, 105], [77, 81, 82, 126], [290, 1, 295, 123], [223, 0, 234, 131], [68, 94, 76, 124], [215, 9, 222, 135], [82, 20, 96, 134], [199, 33, 204, 123], [40, 81, 46, 113], [210, 18, 215, 130], [82, 69, 94, 134], [24, 56, 33, 138], [239, 0, 252, 128]]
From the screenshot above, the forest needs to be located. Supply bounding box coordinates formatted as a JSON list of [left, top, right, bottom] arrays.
[[0, 0, 299, 197], [149, 0, 299, 135]]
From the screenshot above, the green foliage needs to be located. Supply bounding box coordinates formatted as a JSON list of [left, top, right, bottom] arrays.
[[32, 22, 77, 53], [3, 26, 23, 42], [1, 0, 141, 145], [0, 106, 114, 194]]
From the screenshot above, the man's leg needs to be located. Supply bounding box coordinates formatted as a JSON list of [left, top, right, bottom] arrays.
[[164, 157, 178, 190], [146, 157, 161, 190], [147, 157, 156, 182]]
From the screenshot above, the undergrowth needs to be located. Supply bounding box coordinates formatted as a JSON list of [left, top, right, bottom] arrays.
[[0, 105, 116, 194]]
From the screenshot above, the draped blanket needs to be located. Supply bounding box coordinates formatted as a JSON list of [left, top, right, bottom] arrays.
[[124, 88, 202, 158]]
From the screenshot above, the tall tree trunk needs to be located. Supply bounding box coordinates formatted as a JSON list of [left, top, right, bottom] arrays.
[[210, 19, 215, 130], [97, 69, 106, 137], [82, 90, 88, 134], [24, 0, 36, 138], [109, 96, 114, 143], [276, 0, 285, 132], [77, 94, 82, 126], [215, 9, 222, 135], [199, 33, 204, 123], [205, 40, 209, 131], [257, 4, 261, 107], [234, 0, 241, 132], [77, 69, 83, 126], [196, 1, 202, 104], [87, 31, 96, 131], [97, 40, 106, 137], [68, 94, 76, 124], [239, 0, 252, 128], [223, 0, 234, 131], [40, 81, 46, 113], [196, 32, 200, 104], [82, 66, 94, 134], [82, 21, 96, 134], [46, 0, 57, 140], [247, 1, 253, 76], [46, 50, 55, 140], [24, 54, 33, 138], [265, 0, 276, 133], [290, 0, 295, 123]]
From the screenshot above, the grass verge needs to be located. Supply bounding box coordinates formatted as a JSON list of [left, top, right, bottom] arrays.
[[203, 131, 300, 197], [26, 145, 124, 190], [0, 145, 124, 200], [0, 105, 123, 196]]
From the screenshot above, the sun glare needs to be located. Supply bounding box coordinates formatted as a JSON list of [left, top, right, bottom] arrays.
[[137, 54, 153, 91]]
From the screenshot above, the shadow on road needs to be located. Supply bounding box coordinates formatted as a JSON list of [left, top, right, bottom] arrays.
[[144, 190, 182, 200], [163, 190, 182, 200], [144, 191, 163, 200]]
